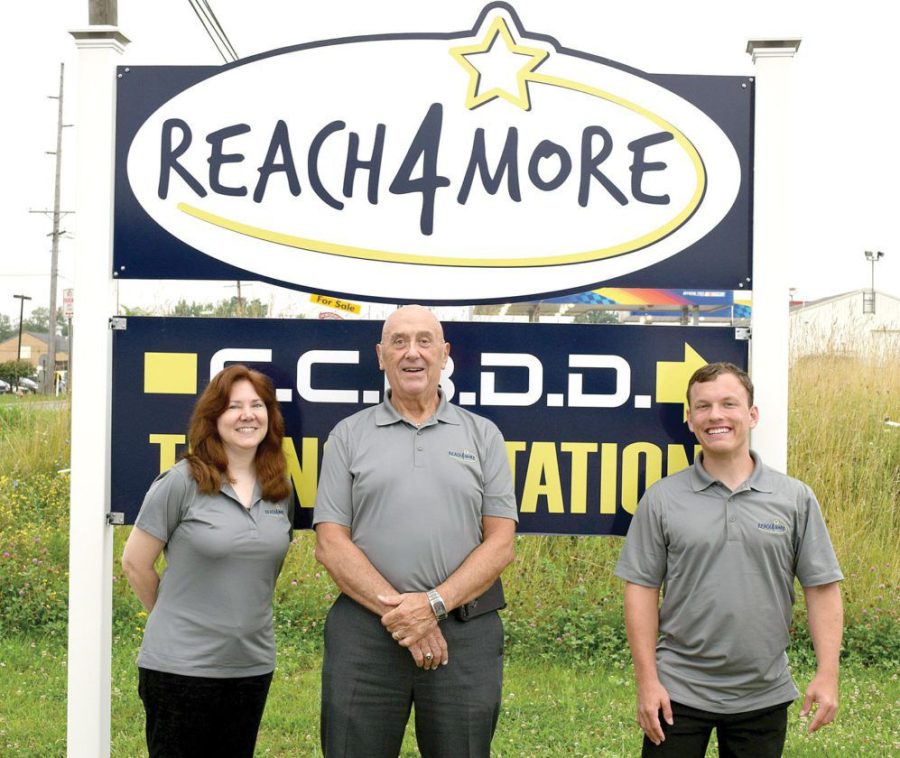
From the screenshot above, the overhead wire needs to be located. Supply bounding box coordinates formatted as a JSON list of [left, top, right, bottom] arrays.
[[197, 0, 238, 60], [186, 0, 239, 62]]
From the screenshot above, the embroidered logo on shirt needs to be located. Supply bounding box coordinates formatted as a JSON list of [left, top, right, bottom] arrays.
[[264, 508, 285, 516], [757, 518, 787, 534], [448, 449, 477, 463]]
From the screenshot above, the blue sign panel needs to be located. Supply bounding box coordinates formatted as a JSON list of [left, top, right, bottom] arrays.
[[111, 317, 747, 535], [112, 5, 752, 303]]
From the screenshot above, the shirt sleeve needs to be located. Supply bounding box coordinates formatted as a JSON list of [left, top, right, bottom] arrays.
[[312, 426, 353, 528], [480, 428, 519, 522], [133, 464, 190, 543], [794, 484, 844, 587], [614, 487, 668, 588]]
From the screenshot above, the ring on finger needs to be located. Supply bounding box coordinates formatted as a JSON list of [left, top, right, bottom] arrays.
[[424, 652, 434, 661]]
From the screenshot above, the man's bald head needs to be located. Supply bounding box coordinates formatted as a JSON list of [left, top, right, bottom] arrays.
[[381, 305, 445, 343], [377, 305, 450, 405]]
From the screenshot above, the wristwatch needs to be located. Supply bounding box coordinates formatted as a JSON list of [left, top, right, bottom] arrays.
[[426, 589, 448, 621]]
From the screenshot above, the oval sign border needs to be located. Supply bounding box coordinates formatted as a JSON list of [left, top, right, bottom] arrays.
[[121, 2, 747, 303]]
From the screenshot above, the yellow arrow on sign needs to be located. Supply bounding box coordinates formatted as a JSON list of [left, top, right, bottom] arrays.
[[655, 343, 707, 420]]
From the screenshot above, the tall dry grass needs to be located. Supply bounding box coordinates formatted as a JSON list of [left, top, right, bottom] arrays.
[[788, 351, 899, 611], [1, 348, 895, 640], [0, 399, 71, 479]]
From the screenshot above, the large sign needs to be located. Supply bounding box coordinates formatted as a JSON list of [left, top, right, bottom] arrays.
[[113, 3, 752, 303], [111, 317, 747, 535]]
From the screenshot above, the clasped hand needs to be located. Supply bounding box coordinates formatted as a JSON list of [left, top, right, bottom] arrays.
[[379, 592, 448, 670]]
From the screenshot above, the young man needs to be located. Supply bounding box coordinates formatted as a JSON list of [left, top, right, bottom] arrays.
[[615, 362, 843, 757]]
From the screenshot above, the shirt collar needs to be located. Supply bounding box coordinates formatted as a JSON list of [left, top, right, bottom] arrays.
[[689, 454, 716, 492], [374, 388, 459, 427], [690, 450, 773, 493], [219, 477, 262, 506], [745, 451, 774, 493]]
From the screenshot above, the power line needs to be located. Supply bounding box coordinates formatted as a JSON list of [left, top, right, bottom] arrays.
[[187, 0, 239, 62], [199, 0, 237, 58]]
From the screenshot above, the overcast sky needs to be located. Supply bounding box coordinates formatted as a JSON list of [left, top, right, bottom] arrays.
[[1, 0, 897, 321]]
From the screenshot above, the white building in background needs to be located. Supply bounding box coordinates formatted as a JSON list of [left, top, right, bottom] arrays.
[[790, 290, 900, 358]]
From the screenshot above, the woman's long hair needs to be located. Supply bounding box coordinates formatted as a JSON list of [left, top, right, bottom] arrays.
[[184, 364, 290, 502]]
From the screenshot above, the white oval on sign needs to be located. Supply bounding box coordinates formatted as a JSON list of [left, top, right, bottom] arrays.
[[126, 5, 742, 302]]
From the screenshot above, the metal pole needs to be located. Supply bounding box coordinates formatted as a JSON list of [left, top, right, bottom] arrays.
[[13, 294, 32, 389], [67, 317, 73, 393], [46, 63, 66, 394], [864, 250, 885, 315]]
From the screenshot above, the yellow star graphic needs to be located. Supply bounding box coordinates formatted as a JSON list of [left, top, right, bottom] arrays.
[[449, 16, 549, 111]]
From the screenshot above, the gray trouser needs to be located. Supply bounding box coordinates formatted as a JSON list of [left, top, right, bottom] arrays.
[[321, 593, 504, 758]]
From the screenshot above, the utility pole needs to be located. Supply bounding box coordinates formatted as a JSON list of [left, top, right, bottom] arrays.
[[46, 63, 66, 395], [89, 0, 117, 24], [13, 294, 32, 390], [224, 280, 249, 315], [30, 64, 72, 394]]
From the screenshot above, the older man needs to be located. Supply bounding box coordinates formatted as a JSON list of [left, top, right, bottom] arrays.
[[313, 305, 518, 758], [615, 362, 843, 757]]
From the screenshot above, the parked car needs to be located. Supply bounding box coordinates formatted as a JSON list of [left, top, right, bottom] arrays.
[[17, 377, 39, 393], [0, 379, 10, 394]]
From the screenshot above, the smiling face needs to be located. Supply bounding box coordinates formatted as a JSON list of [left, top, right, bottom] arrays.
[[216, 379, 269, 458], [376, 305, 450, 405], [686, 372, 759, 460]]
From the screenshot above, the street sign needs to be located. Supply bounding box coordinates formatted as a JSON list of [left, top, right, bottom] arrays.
[[63, 288, 74, 319]]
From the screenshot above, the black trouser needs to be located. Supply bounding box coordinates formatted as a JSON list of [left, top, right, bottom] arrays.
[[642, 700, 792, 758], [138, 667, 273, 758], [321, 593, 504, 758]]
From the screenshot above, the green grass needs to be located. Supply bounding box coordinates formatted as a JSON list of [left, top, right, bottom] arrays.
[[0, 349, 897, 754], [788, 353, 899, 612], [0, 399, 70, 479], [1, 634, 897, 757], [0, 637, 68, 757], [1, 352, 896, 626]]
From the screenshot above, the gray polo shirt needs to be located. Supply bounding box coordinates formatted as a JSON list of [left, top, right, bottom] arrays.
[[313, 391, 518, 593], [615, 451, 843, 714], [135, 460, 293, 678]]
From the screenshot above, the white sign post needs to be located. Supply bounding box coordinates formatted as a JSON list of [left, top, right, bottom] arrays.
[[67, 24, 128, 758], [747, 39, 801, 473]]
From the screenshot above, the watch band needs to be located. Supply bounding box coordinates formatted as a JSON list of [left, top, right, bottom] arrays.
[[426, 589, 448, 621]]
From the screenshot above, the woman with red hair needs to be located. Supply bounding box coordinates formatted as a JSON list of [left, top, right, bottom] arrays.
[[122, 364, 293, 757]]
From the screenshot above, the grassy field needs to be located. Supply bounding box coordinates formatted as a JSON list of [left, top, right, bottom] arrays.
[[0, 351, 897, 755], [1, 635, 897, 757], [788, 354, 899, 613]]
